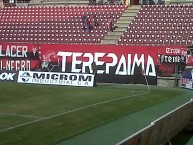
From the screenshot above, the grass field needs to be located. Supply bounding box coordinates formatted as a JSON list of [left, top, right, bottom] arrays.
[[0, 82, 189, 145]]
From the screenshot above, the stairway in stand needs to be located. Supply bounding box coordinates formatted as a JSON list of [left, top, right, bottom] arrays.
[[100, 5, 141, 45]]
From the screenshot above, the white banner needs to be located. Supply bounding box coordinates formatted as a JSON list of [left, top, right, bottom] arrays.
[[18, 71, 94, 87]]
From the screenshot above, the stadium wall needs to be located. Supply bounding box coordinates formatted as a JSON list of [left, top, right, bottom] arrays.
[[116, 98, 193, 145], [0, 43, 191, 85]]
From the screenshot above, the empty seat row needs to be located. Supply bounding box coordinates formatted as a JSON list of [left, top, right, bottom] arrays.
[[0, 37, 101, 44], [118, 38, 192, 46], [118, 5, 193, 46], [0, 5, 126, 44]]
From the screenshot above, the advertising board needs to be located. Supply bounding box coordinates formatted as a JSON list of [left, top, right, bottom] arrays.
[[18, 71, 94, 87], [0, 70, 18, 82], [0, 43, 191, 85], [181, 68, 193, 90]]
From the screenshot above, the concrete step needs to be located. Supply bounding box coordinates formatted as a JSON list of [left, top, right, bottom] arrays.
[[115, 23, 130, 27], [104, 35, 121, 39], [116, 20, 131, 24], [117, 18, 134, 23], [122, 13, 138, 17], [125, 9, 140, 13], [107, 31, 124, 36], [129, 5, 142, 9], [118, 16, 135, 20], [101, 39, 118, 44], [112, 27, 127, 32], [30, 0, 42, 4]]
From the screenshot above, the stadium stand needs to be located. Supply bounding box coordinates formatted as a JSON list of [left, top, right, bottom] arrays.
[[0, 4, 192, 46], [0, 5, 127, 44], [117, 4, 193, 46], [0, 1, 193, 145]]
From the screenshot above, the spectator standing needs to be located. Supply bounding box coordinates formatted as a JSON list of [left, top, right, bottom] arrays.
[[93, 15, 99, 27], [107, 17, 113, 31], [86, 19, 94, 32], [86, 18, 94, 32], [82, 15, 93, 32], [81, 15, 88, 30], [0, 0, 4, 8]]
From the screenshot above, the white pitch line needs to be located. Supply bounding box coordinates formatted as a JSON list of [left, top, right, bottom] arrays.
[[0, 91, 150, 132], [0, 113, 44, 119]]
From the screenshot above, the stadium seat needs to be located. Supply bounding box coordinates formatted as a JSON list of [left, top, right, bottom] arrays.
[[118, 5, 193, 46], [0, 5, 127, 44]]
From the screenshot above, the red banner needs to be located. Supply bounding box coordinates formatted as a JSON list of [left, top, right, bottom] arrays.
[[0, 43, 40, 71], [0, 43, 191, 82], [0, 43, 159, 76]]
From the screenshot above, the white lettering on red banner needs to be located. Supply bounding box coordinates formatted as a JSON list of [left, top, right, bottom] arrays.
[[0, 45, 28, 58], [0, 60, 31, 71], [165, 47, 187, 56], [160, 55, 186, 63], [57, 51, 156, 76]]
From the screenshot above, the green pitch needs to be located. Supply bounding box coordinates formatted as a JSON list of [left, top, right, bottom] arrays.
[[0, 82, 190, 145]]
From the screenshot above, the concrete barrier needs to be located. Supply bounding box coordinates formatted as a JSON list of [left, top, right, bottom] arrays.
[[116, 98, 193, 145]]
